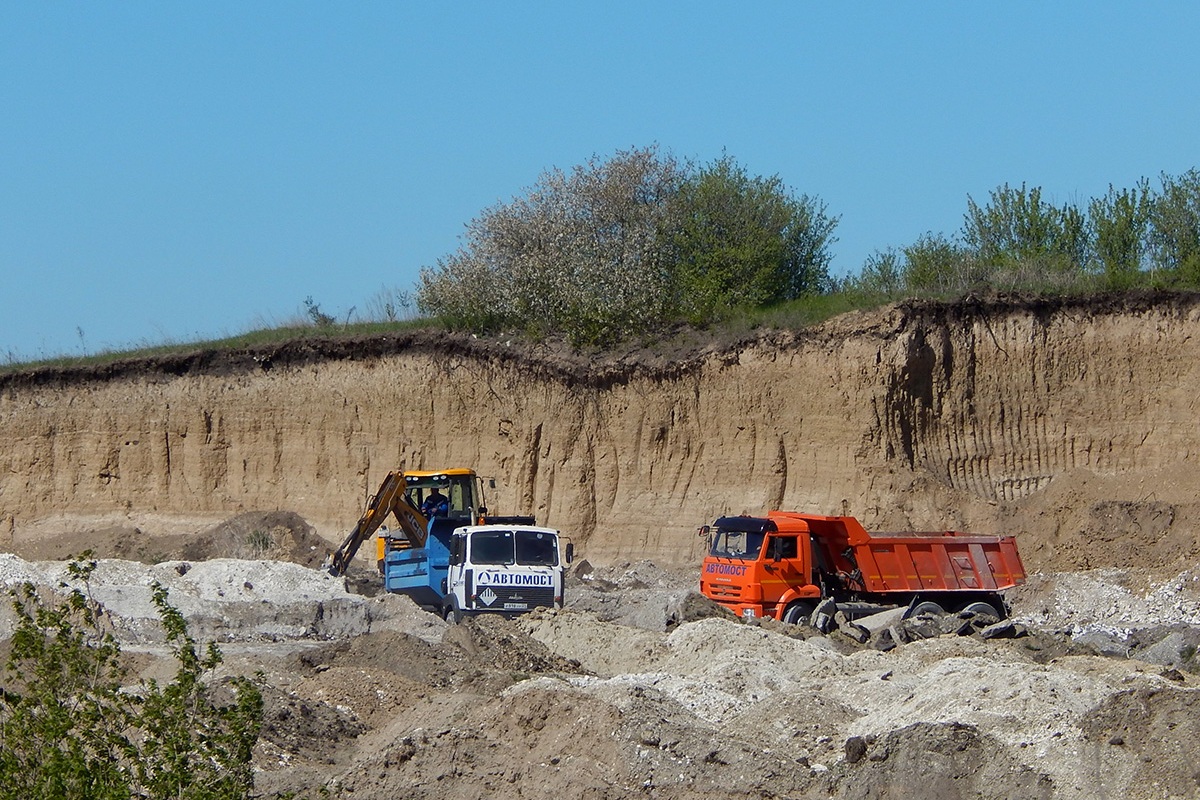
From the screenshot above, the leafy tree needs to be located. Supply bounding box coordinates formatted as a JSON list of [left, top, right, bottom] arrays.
[[0, 564, 132, 800], [849, 248, 904, 297], [1148, 168, 1200, 285], [903, 232, 972, 293], [417, 145, 686, 343], [962, 183, 1088, 274], [1089, 180, 1152, 288], [132, 583, 263, 799], [0, 556, 263, 800], [839, 170, 1200, 299], [668, 155, 837, 320]]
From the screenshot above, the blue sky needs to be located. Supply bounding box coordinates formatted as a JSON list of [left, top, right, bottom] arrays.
[[3, 3, 1198, 360]]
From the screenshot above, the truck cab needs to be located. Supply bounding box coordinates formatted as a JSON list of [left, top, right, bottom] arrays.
[[700, 515, 822, 622], [443, 525, 568, 621], [384, 523, 571, 621]]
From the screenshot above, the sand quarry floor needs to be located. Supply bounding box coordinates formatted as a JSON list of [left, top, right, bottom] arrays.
[[2, 512, 1200, 800]]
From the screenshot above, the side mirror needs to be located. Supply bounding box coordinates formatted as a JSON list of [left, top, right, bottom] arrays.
[[770, 538, 783, 562], [565, 542, 574, 564], [697, 525, 711, 538]]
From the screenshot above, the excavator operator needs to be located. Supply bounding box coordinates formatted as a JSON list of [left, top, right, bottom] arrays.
[[421, 488, 450, 518]]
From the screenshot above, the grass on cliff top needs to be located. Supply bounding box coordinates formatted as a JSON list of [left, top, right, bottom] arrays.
[[0, 282, 1121, 376], [2, 292, 886, 376], [0, 318, 432, 375]]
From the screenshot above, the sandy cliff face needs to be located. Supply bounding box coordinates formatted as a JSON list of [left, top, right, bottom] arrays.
[[3, 294, 1199, 574]]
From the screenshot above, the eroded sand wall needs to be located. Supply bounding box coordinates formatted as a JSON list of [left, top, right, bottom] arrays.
[[3, 299, 1200, 565]]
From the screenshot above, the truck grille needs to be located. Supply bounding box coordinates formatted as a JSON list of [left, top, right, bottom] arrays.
[[706, 584, 742, 600], [473, 585, 555, 610]]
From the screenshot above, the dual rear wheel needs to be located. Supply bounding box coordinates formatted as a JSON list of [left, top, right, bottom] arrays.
[[906, 600, 946, 619], [784, 598, 1002, 625], [904, 599, 1001, 620], [958, 600, 1001, 619]]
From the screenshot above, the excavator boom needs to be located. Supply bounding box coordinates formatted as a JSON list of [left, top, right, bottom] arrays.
[[325, 471, 429, 576]]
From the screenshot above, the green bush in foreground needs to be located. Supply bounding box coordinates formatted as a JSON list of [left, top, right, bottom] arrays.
[[0, 556, 263, 800]]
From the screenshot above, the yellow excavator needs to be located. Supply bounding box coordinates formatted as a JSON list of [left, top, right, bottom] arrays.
[[325, 468, 565, 621], [323, 468, 533, 577]]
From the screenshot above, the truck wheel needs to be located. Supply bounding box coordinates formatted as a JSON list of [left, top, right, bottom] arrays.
[[905, 600, 945, 619], [958, 601, 1001, 620], [782, 601, 816, 626], [443, 604, 464, 624]]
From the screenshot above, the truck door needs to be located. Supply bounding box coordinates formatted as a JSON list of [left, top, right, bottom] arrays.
[[444, 533, 466, 605], [761, 535, 804, 610]]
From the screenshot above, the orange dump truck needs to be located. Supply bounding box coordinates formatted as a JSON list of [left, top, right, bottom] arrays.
[[699, 511, 1026, 624]]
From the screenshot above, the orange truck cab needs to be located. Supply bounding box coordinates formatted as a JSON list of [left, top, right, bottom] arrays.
[[699, 511, 1026, 624]]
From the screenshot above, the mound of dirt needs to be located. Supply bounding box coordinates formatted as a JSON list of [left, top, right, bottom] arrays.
[[3, 546, 1200, 799], [1008, 469, 1200, 582], [258, 683, 368, 763], [441, 613, 585, 676], [566, 559, 733, 631], [1081, 687, 1200, 798], [6, 510, 333, 567], [838, 722, 1055, 800], [180, 511, 332, 567]]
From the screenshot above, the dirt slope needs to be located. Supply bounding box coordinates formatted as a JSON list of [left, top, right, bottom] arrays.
[[3, 293, 1200, 578]]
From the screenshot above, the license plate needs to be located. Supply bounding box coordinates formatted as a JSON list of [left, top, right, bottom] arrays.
[[503, 602, 528, 610]]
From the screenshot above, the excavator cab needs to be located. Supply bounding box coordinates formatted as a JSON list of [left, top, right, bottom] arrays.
[[402, 469, 485, 522], [327, 468, 527, 578], [327, 468, 482, 576]]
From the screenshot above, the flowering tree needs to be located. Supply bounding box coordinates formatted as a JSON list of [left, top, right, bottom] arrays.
[[418, 146, 685, 344], [417, 147, 838, 343]]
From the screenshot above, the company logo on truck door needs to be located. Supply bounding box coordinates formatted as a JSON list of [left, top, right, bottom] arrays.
[[477, 571, 554, 587], [705, 563, 749, 577]]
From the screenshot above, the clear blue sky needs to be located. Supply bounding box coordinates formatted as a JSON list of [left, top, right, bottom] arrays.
[[3, 3, 1198, 360]]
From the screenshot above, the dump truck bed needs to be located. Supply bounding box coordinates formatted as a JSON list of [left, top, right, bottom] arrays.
[[768, 511, 1026, 596], [847, 531, 1026, 594]]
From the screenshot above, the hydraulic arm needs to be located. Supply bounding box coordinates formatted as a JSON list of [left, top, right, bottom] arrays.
[[325, 471, 429, 576]]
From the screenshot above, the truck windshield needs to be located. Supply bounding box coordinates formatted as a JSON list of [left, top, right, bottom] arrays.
[[470, 530, 515, 565], [514, 530, 558, 566], [710, 528, 766, 560], [469, 529, 560, 566]]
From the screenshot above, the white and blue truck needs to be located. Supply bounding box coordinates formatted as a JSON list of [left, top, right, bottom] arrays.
[[325, 468, 571, 621]]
